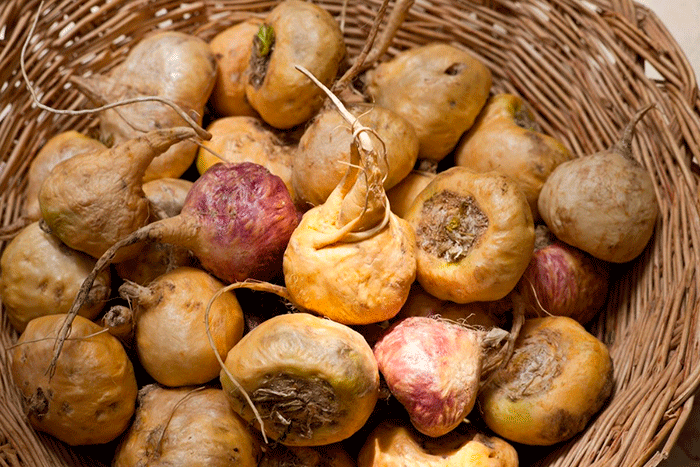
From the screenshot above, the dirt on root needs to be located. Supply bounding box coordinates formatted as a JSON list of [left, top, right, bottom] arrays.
[[415, 190, 489, 262], [494, 327, 565, 401], [250, 373, 342, 443]]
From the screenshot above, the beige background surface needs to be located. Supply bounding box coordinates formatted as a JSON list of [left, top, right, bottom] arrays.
[[635, 0, 700, 465], [637, 0, 700, 78]]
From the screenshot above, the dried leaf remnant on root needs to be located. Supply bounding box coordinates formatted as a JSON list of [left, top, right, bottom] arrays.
[[249, 24, 275, 89], [241, 373, 341, 442]]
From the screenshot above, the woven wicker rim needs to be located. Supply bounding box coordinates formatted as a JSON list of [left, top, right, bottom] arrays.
[[1, 0, 700, 466]]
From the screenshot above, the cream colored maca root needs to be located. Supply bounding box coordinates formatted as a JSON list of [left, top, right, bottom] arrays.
[[538, 105, 658, 263], [293, 102, 419, 207], [71, 31, 217, 181], [366, 42, 492, 164], [141, 177, 193, 219], [38, 127, 198, 263], [113, 385, 261, 467], [115, 178, 197, 283]]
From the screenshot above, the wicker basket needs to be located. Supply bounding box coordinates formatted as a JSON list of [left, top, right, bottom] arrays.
[[1, 0, 699, 465]]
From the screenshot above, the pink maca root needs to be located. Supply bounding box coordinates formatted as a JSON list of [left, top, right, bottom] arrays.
[[373, 317, 482, 437]]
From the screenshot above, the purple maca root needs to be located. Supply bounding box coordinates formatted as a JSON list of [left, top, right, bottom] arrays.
[[182, 162, 300, 282]]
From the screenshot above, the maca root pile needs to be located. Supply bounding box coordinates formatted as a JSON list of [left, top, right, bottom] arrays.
[[4, 1, 659, 465]]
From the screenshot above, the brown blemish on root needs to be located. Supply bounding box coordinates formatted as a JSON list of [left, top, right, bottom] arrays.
[[495, 328, 564, 401], [540, 366, 613, 443], [243, 373, 341, 442], [416, 190, 488, 262], [59, 400, 73, 415], [53, 284, 65, 302], [259, 445, 334, 467], [537, 361, 613, 444], [513, 106, 541, 132], [27, 386, 50, 420], [444, 62, 467, 76], [539, 408, 584, 444]]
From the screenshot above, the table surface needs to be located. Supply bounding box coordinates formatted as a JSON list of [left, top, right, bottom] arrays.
[[633, 1, 700, 465]]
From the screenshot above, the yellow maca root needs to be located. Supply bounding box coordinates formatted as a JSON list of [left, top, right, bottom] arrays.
[[365, 42, 492, 164], [245, 0, 347, 129], [387, 170, 436, 219], [284, 202, 416, 324], [454, 93, 573, 222], [0, 221, 111, 333], [220, 313, 380, 446], [10, 314, 137, 446], [121, 267, 245, 387], [209, 18, 263, 118], [282, 66, 416, 325], [405, 166, 535, 304], [358, 419, 519, 467], [479, 316, 614, 446]]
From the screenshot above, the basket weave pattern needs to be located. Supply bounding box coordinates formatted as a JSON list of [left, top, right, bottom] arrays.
[[1, 0, 699, 466]]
